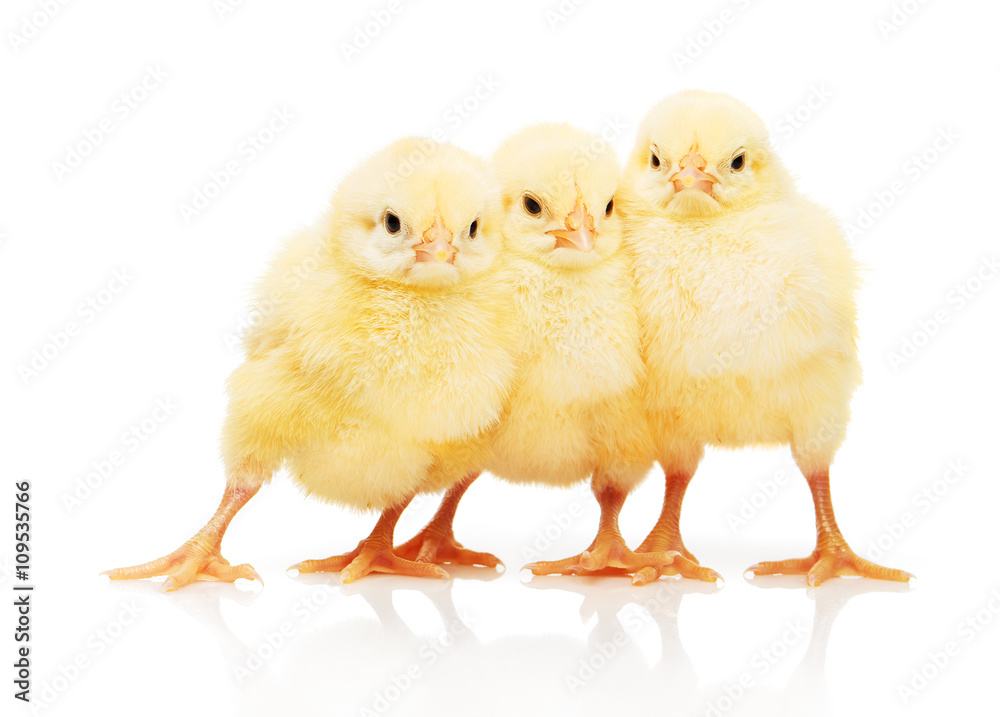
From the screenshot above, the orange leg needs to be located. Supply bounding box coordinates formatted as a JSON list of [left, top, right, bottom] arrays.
[[524, 482, 676, 577], [746, 470, 914, 586], [290, 497, 449, 584], [394, 474, 502, 569], [103, 483, 263, 592], [631, 471, 722, 585]]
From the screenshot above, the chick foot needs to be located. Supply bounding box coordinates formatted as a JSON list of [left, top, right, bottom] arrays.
[[103, 545, 261, 592], [746, 470, 913, 586], [289, 499, 449, 584], [394, 475, 502, 569], [630, 472, 722, 585], [746, 545, 913, 587], [630, 538, 722, 585], [524, 535, 677, 577], [524, 483, 675, 578], [291, 541, 449, 584], [395, 531, 501, 569], [103, 484, 261, 592]]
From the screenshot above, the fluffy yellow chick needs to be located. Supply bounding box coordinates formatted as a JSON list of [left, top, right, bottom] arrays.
[[477, 123, 667, 577], [619, 90, 912, 586], [105, 139, 518, 589]]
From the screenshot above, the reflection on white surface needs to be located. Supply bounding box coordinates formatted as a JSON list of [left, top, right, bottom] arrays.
[[523, 575, 719, 715], [39, 454, 1000, 717], [740, 577, 913, 717], [90, 565, 942, 717]]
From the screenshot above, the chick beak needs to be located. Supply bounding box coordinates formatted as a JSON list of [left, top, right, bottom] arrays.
[[414, 217, 456, 264], [548, 198, 596, 252], [671, 151, 717, 196]]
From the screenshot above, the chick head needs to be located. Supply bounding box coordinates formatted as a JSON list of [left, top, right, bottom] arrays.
[[626, 90, 790, 219], [332, 138, 499, 290], [493, 123, 621, 271]]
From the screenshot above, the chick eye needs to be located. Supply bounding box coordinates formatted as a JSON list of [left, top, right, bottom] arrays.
[[523, 195, 542, 216], [730, 151, 746, 172], [469, 219, 478, 239], [605, 198, 614, 216], [649, 144, 665, 171], [384, 212, 401, 234]]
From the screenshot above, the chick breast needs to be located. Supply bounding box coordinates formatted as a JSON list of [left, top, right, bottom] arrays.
[[488, 256, 652, 487], [627, 197, 861, 468]]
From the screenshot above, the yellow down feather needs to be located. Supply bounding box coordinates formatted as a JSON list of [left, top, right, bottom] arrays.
[[221, 139, 520, 510], [620, 90, 860, 475]]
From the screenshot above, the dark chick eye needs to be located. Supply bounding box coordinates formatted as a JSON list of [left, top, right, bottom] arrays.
[[650, 153, 660, 169], [731, 152, 746, 172], [384, 212, 401, 234], [605, 198, 614, 216], [469, 219, 478, 239], [523, 195, 542, 216]]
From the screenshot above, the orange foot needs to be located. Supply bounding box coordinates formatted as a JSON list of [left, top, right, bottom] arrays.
[[630, 538, 722, 585], [524, 534, 677, 578], [395, 528, 502, 570], [290, 498, 452, 583], [746, 545, 914, 587], [103, 484, 262, 592], [747, 469, 914, 586], [103, 537, 261, 592], [290, 538, 450, 584]]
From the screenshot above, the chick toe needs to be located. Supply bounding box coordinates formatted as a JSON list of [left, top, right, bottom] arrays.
[[746, 549, 914, 586], [105, 540, 261, 592], [631, 534, 721, 583], [291, 540, 451, 582], [524, 539, 677, 578], [395, 531, 502, 569], [631, 555, 723, 585], [523, 547, 678, 578], [288, 542, 364, 576]]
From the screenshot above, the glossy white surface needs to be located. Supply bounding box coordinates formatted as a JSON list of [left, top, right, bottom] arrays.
[[4, 1, 998, 715]]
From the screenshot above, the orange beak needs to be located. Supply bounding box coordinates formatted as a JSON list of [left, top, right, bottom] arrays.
[[671, 151, 717, 196], [547, 197, 596, 252], [414, 217, 456, 264]]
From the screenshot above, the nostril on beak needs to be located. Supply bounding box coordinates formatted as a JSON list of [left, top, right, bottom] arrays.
[[679, 151, 707, 170], [422, 217, 452, 245], [415, 236, 455, 263], [546, 196, 597, 252]]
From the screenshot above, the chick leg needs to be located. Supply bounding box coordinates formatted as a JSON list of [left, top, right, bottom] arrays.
[[631, 471, 722, 585], [746, 469, 914, 586], [290, 498, 450, 584], [524, 482, 677, 577], [103, 480, 263, 592], [394, 474, 503, 569]]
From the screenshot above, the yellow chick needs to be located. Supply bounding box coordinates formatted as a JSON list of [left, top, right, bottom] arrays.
[[105, 139, 518, 589], [619, 90, 912, 586], [480, 123, 667, 577]]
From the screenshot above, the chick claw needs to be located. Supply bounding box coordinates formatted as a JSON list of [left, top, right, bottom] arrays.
[[746, 546, 914, 587], [394, 529, 503, 570], [290, 540, 450, 584], [102, 539, 262, 592]]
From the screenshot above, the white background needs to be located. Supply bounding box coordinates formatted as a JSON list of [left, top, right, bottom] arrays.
[[3, 1, 999, 715]]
